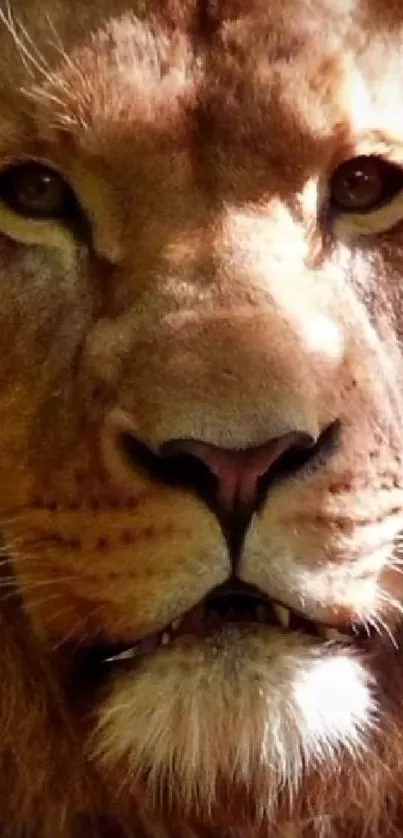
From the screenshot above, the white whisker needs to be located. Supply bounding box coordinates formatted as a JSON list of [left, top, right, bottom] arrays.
[[0, 1, 49, 79]]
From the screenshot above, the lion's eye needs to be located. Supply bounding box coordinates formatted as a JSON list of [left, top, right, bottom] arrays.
[[329, 155, 403, 213], [0, 162, 79, 221]]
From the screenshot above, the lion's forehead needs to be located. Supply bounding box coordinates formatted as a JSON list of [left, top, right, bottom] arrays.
[[0, 0, 386, 194]]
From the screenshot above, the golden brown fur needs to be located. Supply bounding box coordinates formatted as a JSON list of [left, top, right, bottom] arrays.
[[3, 1, 403, 835]]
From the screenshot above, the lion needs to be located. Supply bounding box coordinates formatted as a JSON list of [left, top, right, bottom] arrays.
[[2, 0, 403, 835]]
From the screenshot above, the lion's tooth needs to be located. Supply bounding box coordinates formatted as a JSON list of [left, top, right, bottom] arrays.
[[323, 627, 349, 642], [273, 604, 290, 628], [161, 632, 171, 646], [171, 618, 182, 632], [104, 647, 137, 663]]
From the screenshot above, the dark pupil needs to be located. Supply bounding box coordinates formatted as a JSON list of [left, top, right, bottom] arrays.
[[336, 163, 381, 209], [18, 172, 57, 210], [346, 170, 367, 191], [7, 166, 66, 217]]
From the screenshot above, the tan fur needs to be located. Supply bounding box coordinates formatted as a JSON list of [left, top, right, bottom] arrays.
[[2, 1, 403, 835]]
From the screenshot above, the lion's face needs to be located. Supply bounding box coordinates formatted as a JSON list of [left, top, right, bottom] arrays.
[[2, 1, 403, 835]]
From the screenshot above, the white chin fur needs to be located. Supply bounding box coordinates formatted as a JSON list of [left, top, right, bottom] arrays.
[[93, 627, 375, 816]]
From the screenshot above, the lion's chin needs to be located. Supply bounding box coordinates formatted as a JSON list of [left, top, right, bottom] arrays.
[[90, 626, 374, 823]]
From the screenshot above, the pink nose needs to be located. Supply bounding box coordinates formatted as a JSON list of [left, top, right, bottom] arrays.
[[164, 431, 314, 510]]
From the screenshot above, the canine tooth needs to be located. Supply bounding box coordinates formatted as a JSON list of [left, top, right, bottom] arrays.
[[323, 627, 349, 642], [171, 618, 182, 632], [273, 604, 290, 628], [104, 647, 137, 663], [161, 632, 171, 645]]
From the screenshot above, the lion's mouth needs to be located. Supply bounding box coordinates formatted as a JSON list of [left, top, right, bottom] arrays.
[[74, 581, 367, 681]]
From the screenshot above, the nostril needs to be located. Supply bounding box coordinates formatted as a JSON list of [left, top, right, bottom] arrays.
[[117, 422, 340, 563], [119, 431, 218, 502], [118, 421, 340, 532], [161, 431, 315, 510]]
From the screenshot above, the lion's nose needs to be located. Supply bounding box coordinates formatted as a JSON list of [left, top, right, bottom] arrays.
[[162, 431, 315, 512], [113, 419, 336, 559]]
